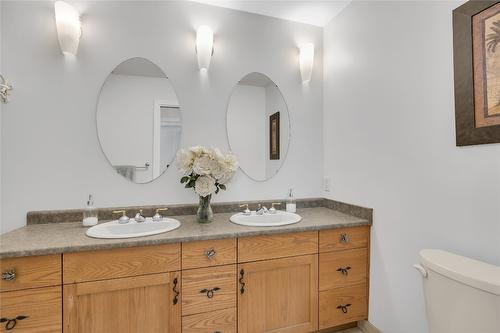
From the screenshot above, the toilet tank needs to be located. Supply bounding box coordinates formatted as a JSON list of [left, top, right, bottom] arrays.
[[417, 249, 500, 333]]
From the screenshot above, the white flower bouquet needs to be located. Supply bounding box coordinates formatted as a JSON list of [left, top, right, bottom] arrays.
[[176, 146, 238, 223]]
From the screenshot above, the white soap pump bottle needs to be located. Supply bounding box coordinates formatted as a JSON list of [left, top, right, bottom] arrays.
[[83, 194, 98, 227], [286, 188, 296, 213]]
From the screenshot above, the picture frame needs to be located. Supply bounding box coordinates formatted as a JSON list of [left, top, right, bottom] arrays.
[[453, 0, 500, 146], [270, 111, 280, 160]]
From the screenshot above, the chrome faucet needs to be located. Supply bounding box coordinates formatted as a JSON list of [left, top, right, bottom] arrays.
[[152, 208, 168, 222], [256, 204, 268, 215], [240, 204, 251, 215], [134, 209, 146, 223]]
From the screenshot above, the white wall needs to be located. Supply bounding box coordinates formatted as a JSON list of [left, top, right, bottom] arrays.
[[323, 1, 500, 333], [227, 85, 267, 180], [97, 73, 179, 183], [0, 1, 323, 233]]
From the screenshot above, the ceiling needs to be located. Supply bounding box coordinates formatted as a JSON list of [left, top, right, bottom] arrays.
[[192, 0, 351, 27]]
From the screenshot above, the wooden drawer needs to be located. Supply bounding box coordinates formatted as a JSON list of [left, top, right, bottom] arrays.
[[63, 244, 180, 283], [0, 286, 62, 332], [0, 255, 61, 292], [182, 265, 236, 316], [319, 226, 369, 253], [182, 308, 236, 333], [319, 248, 368, 290], [182, 239, 236, 270], [319, 283, 368, 329], [238, 231, 318, 262]]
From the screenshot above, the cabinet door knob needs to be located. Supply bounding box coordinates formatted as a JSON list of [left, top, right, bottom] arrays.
[[336, 266, 352, 276], [339, 233, 350, 243], [1, 269, 16, 281], [172, 277, 180, 305], [0, 315, 28, 330], [205, 248, 217, 260], [336, 304, 352, 313]]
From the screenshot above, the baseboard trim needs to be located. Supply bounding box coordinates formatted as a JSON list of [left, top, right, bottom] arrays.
[[358, 320, 382, 333]]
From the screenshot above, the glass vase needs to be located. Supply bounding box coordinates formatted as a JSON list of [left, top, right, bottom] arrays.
[[197, 195, 213, 223]]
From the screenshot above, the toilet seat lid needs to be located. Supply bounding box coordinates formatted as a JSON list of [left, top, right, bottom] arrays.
[[420, 249, 500, 296]]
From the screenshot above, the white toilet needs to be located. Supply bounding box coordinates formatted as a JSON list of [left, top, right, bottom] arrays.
[[414, 249, 500, 333]]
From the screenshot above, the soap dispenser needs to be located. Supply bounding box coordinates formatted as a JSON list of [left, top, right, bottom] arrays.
[[286, 188, 296, 213], [83, 194, 98, 227]]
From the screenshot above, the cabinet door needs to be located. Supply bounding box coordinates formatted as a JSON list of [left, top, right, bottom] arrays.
[[63, 272, 181, 333], [238, 255, 318, 333]]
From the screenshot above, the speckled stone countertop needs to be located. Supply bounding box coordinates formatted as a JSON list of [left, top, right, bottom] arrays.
[[0, 207, 370, 259]]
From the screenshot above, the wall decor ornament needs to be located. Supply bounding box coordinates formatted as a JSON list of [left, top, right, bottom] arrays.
[[453, 0, 500, 145], [176, 146, 238, 223], [0, 74, 12, 103]]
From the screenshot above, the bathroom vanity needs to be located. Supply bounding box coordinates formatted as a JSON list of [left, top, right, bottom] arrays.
[[0, 205, 371, 333]]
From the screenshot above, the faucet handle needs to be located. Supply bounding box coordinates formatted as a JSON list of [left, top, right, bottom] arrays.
[[269, 202, 281, 213], [113, 210, 130, 224], [240, 204, 251, 215], [153, 208, 168, 222]]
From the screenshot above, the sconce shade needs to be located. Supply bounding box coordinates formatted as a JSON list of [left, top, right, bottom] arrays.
[[299, 43, 314, 83], [55, 1, 81, 55], [196, 25, 214, 71]]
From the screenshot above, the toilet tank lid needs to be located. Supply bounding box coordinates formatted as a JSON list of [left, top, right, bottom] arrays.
[[419, 249, 500, 296]]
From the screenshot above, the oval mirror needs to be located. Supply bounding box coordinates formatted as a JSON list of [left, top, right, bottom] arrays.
[[226, 72, 290, 181], [97, 58, 181, 183]]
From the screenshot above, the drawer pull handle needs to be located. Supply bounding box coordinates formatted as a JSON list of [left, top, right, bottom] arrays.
[[1, 269, 16, 281], [339, 233, 350, 243], [239, 269, 245, 294], [0, 316, 28, 330], [205, 248, 217, 260], [200, 287, 220, 299], [336, 304, 352, 314], [336, 266, 352, 276], [172, 277, 179, 305]]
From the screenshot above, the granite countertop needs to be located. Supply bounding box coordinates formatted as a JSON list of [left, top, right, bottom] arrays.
[[0, 207, 370, 259]]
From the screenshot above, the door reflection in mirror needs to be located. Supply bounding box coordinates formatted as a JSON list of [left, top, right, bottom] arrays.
[[97, 58, 182, 183]]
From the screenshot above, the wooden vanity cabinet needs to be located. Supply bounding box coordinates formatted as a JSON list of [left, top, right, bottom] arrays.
[[1, 225, 370, 333]]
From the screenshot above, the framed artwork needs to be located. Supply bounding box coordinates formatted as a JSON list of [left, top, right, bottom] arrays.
[[453, 0, 500, 146], [270, 111, 280, 160]]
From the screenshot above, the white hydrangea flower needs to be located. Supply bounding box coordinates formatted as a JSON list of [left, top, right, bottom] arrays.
[[176, 149, 194, 174], [223, 153, 238, 172], [192, 155, 218, 175], [195, 175, 217, 197]]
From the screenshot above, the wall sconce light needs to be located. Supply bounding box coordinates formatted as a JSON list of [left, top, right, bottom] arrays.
[[196, 25, 214, 71], [299, 43, 314, 83], [54, 1, 81, 56], [0, 74, 13, 104]]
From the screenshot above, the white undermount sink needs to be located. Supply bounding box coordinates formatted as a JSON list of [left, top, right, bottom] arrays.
[[230, 211, 301, 227], [86, 218, 181, 239]]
